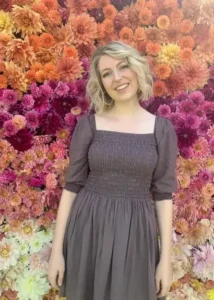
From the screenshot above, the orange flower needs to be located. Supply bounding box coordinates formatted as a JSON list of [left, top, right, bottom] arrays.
[[70, 13, 97, 45], [47, 10, 62, 25], [78, 43, 96, 59], [32, 3, 48, 16], [30, 62, 43, 72], [170, 8, 184, 23], [25, 70, 36, 83], [36, 48, 56, 64], [180, 19, 194, 34], [98, 0, 110, 7], [0, 75, 7, 89], [97, 23, 105, 39], [11, 5, 44, 37], [103, 19, 114, 35], [39, 33, 55, 48], [139, 7, 153, 25], [153, 80, 167, 97], [157, 15, 170, 30], [67, 0, 88, 14], [4, 61, 28, 92], [57, 56, 84, 82], [165, 72, 185, 97], [64, 46, 78, 58], [164, 0, 177, 9], [44, 63, 59, 80], [103, 4, 117, 20], [119, 27, 133, 42], [41, 0, 58, 10], [28, 35, 41, 51], [136, 40, 149, 53], [146, 42, 161, 56], [179, 36, 195, 49], [154, 63, 171, 80], [0, 33, 12, 46], [87, 0, 97, 10], [179, 48, 193, 61], [6, 38, 36, 69], [35, 69, 47, 82], [134, 27, 146, 42], [135, 0, 145, 10]]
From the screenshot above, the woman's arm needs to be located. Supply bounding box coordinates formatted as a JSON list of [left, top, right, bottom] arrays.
[[155, 199, 173, 262], [51, 189, 77, 254]]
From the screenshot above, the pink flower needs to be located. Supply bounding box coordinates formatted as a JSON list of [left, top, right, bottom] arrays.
[[45, 173, 57, 189], [6, 128, 33, 151], [55, 82, 70, 96], [157, 104, 171, 117], [179, 146, 194, 159], [179, 99, 196, 115], [199, 170, 212, 183], [31, 202, 44, 217], [189, 91, 205, 105], [192, 137, 209, 156], [185, 115, 201, 129], [3, 120, 18, 136], [25, 110, 39, 129], [65, 112, 76, 127], [193, 244, 214, 271], [209, 137, 214, 154], [0, 170, 16, 184], [22, 94, 34, 110], [2, 90, 18, 106], [199, 119, 211, 135], [30, 83, 42, 98], [43, 162, 55, 173]]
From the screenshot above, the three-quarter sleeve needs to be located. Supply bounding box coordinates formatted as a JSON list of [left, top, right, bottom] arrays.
[[64, 115, 93, 194], [151, 117, 178, 201]]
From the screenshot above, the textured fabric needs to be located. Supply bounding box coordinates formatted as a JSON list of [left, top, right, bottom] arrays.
[[60, 113, 178, 300]]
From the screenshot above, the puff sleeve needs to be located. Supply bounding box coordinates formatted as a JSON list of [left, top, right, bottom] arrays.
[[151, 117, 178, 201], [64, 115, 93, 194]]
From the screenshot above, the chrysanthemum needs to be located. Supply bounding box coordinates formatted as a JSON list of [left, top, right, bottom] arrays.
[[176, 126, 198, 148], [2, 90, 18, 106], [153, 81, 167, 97], [65, 113, 76, 127], [139, 7, 153, 25], [40, 111, 63, 134], [195, 39, 214, 65], [6, 128, 33, 151], [52, 95, 78, 117], [179, 36, 195, 49], [39, 33, 55, 49], [0, 75, 7, 90], [103, 4, 117, 20], [0, 11, 13, 35], [119, 27, 133, 43], [3, 120, 18, 136], [170, 8, 184, 24], [57, 56, 83, 82], [180, 19, 194, 34], [158, 43, 181, 70], [175, 218, 189, 234], [178, 59, 209, 91], [0, 238, 20, 271], [184, 115, 200, 130], [145, 27, 161, 43], [41, 0, 58, 10], [154, 63, 171, 80], [162, 25, 181, 43], [6, 38, 36, 69], [103, 19, 114, 35], [47, 10, 62, 25], [36, 48, 56, 65], [12, 115, 26, 130], [67, 0, 88, 14], [179, 99, 196, 115], [157, 104, 171, 117], [146, 42, 161, 56], [184, 223, 208, 246], [35, 70, 47, 83], [31, 2, 48, 17], [77, 43, 96, 59], [192, 137, 209, 157], [165, 72, 185, 97], [134, 27, 146, 42], [11, 5, 44, 37], [70, 13, 97, 45], [157, 15, 170, 30], [180, 48, 193, 61]]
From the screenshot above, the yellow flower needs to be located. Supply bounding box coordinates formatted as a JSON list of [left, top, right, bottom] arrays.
[[158, 43, 181, 69], [0, 11, 13, 35], [207, 289, 214, 300]]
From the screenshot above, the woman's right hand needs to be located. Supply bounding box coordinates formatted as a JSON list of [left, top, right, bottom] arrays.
[[48, 251, 65, 289]]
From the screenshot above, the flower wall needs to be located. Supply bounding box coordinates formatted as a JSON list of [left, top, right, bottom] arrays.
[[0, 0, 214, 299]]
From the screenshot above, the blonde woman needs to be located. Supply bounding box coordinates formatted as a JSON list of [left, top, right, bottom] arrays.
[[48, 41, 178, 300]]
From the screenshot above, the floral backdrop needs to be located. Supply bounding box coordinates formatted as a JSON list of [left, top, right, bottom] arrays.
[[0, 0, 214, 299]]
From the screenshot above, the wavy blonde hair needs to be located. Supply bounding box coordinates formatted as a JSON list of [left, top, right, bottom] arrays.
[[86, 41, 153, 114]]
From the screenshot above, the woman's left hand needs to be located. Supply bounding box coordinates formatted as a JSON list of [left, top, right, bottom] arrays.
[[155, 259, 172, 298]]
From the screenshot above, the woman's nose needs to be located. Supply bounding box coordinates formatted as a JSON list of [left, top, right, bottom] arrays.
[[113, 70, 122, 81]]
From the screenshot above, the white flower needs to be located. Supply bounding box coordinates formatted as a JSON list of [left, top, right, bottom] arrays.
[[0, 237, 20, 271], [20, 240, 30, 255], [29, 237, 44, 253], [16, 269, 50, 300], [36, 228, 54, 244]]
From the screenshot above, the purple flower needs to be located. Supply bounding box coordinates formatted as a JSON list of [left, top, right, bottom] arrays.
[[30, 82, 42, 98], [3, 120, 18, 136], [198, 119, 211, 135], [25, 110, 39, 129], [202, 80, 214, 102], [2, 90, 18, 106], [175, 92, 189, 102], [0, 111, 12, 128], [209, 65, 214, 79], [65, 113, 76, 128], [176, 126, 198, 148], [157, 104, 171, 117], [147, 97, 170, 114], [40, 84, 54, 98], [179, 147, 194, 159], [189, 91, 205, 105], [199, 170, 212, 183], [6, 128, 33, 151], [29, 175, 45, 187], [75, 79, 87, 97], [210, 137, 214, 154], [169, 113, 185, 128], [185, 115, 200, 129], [52, 96, 78, 117], [22, 94, 34, 110], [79, 98, 90, 111], [46, 80, 59, 90], [33, 94, 50, 113], [88, 8, 104, 23], [81, 58, 90, 73], [67, 82, 79, 96], [40, 111, 64, 134], [0, 170, 16, 184], [55, 82, 69, 97], [179, 99, 196, 115], [8, 103, 24, 115]]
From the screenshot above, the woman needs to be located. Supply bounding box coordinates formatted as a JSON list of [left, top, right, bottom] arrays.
[[48, 41, 178, 300]]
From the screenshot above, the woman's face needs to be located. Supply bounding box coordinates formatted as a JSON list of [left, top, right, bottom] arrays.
[[98, 55, 139, 104]]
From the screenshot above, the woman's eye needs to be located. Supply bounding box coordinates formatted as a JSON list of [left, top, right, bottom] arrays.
[[102, 72, 110, 78], [120, 64, 129, 70]]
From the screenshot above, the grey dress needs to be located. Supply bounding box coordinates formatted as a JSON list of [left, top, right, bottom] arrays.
[[59, 113, 178, 300]]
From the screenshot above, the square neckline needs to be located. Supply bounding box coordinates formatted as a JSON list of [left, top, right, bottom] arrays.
[[93, 114, 157, 136]]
